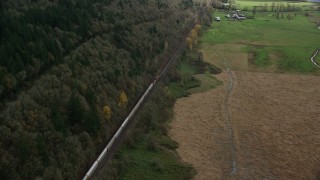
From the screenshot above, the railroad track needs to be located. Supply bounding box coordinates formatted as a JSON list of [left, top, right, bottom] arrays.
[[82, 20, 199, 180]]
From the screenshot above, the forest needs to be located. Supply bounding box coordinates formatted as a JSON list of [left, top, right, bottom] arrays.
[[0, 0, 195, 179]]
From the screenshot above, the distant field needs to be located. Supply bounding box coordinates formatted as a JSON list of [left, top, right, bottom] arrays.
[[200, 10, 320, 73], [236, 0, 318, 11]]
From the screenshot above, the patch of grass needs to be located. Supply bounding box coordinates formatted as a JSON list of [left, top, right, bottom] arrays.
[[178, 61, 196, 74], [251, 48, 270, 67], [168, 60, 202, 98], [168, 82, 187, 98], [188, 73, 223, 94], [115, 134, 195, 180], [255, 49, 268, 66], [168, 55, 222, 98], [314, 51, 320, 65]]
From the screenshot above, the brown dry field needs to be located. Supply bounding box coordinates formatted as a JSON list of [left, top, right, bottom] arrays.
[[199, 43, 249, 71], [169, 45, 320, 179]]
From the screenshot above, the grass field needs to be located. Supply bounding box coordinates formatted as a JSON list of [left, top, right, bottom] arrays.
[[168, 48, 222, 98], [168, 61, 201, 98], [200, 10, 320, 73], [112, 134, 194, 180], [314, 49, 320, 65], [168, 57, 223, 98], [235, 0, 318, 11], [187, 73, 222, 94]]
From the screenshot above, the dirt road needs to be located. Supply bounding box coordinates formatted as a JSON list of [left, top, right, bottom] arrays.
[[169, 71, 320, 179]]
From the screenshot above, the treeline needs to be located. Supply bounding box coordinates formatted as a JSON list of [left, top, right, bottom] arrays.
[[210, 0, 310, 12], [251, 2, 303, 12], [0, 0, 181, 102], [0, 0, 194, 179]]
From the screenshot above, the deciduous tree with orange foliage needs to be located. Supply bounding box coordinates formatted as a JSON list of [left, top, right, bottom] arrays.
[[186, 37, 193, 50], [186, 24, 201, 51]]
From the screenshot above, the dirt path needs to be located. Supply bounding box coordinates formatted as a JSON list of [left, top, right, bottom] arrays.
[[169, 71, 320, 179], [214, 50, 237, 175]]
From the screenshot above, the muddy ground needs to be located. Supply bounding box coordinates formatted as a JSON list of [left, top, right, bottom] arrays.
[[169, 71, 320, 179]]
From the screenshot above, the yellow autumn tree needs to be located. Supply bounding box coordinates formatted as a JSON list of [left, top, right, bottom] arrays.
[[186, 37, 193, 50], [102, 105, 112, 120], [195, 24, 202, 33], [190, 29, 198, 43], [186, 27, 200, 51], [118, 90, 128, 108]]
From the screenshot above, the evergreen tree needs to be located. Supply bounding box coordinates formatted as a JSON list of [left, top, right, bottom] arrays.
[[84, 108, 100, 134], [68, 94, 84, 125], [51, 106, 68, 136]]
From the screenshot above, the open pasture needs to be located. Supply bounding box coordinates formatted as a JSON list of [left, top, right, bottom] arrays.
[[236, 0, 319, 11], [200, 9, 320, 73]]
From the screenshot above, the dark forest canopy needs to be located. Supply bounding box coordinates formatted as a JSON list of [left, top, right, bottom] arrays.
[[0, 0, 195, 179]]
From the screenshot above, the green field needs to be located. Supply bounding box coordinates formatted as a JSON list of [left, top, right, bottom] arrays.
[[168, 60, 201, 98], [314, 50, 320, 65], [168, 56, 223, 98], [235, 0, 318, 11], [201, 9, 320, 73], [187, 73, 222, 94], [112, 134, 195, 180]]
